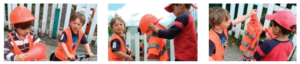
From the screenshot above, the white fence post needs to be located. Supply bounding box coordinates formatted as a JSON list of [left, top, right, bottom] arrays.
[[170, 39, 175, 61], [81, 4, 92, 33], [41, 3, 48, 36], [76, 4, 82, 12], [256, 4, 264, 22], [234, 3, 245, 38], [222, 3, 226, 9], [63, 4, 72, 30], [143, 34, 147, 61], [135, 32, 140, 61], [263, 3, 275, 29], [228, 3, 236, 35], [34, 3, 40, 35], [56, 4, 63, 36], [87, 6, 97, 44], [49, 3, 57, 38]]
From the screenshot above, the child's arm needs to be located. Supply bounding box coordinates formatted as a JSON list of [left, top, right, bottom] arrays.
[[61, 43, 75, 60], [114, 51, 134, 61], [83, 44, 94, 58], [158, 23, 169, 30], [253, 40, 271, 61], [126, 46, 132, 54], [232, 9, 257, 26], [209, 57, 215, 61], [4, 38, 26, 61]]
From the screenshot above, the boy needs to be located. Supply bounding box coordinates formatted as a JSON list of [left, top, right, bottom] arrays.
[[52, 12, 94, 61], [253, 10, 296, 61], [4, 6, 44, 61], [139, 14, 168, 61], [148, 3, 197, 61], [108, 17, 133, 61], [208, 7, 257, 61]]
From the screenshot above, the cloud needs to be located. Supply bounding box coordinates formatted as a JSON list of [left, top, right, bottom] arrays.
[[108, 3, 175, 26]]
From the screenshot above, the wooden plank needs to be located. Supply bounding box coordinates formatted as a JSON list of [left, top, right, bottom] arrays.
[[234, 3, 244, 38], [144, 34, 147, 61], [63, 4, 72, 30], [135, 32, 140, 61], [263, 3, 275, 29], [279, 3, 287, 10], [20, 3, 24, 6], [56, 4, 63, 36], [7, 4, 12, 29], [49, 3, 57, 38], [228, 3, 236, 35], [81, 4, 92, 33], [256, 4, 263, 21], [222, 3, 226, 9], [87, 6, 97, 43], [41, 3, 48, 36], [170, 39, 175, 61], [27, 3, 34, 31], [76, 4, 82, 12], [291, 6, 297, 15], [34, 3, 40, 35]]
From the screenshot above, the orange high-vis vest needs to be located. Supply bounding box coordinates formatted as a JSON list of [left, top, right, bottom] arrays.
[[146, 33, 168, 61], [265, 27, 276, 39], [54, 27, 83, 61], [108, 33, 126, 61], [209, 28, 228, 61], [240, 14, 263, 60], [8, 32, 33, 56]]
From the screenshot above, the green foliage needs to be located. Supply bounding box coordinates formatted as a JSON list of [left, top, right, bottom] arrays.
[[194, 20, 197, 28]]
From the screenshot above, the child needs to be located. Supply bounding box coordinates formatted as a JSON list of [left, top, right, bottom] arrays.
[[139, 14, 168, 61], [4, 6, 44, 61], [52, 12, 94, 61], [108, 17, 133, 61], [208, 7, 257, 61], [148, 3, 197, 61], [253, 10, 296, 61]]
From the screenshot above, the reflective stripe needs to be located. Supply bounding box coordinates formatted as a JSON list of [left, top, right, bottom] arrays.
[[245, 31, 255, 39], [148, 43, 160, 49], [159, 46, 167, 56], [243, 50, 251, 57], [146, 32, 158, 42], [241, 41, 250, 48], [148, 59, 159, 61], [249, 41, 259, 51]]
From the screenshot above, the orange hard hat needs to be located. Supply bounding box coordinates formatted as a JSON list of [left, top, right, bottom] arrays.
[[139, 14, 163, 36], [10, 6, 36, 25]]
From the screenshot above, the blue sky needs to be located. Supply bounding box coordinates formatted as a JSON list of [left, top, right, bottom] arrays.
[[108, 3, 197, 27]]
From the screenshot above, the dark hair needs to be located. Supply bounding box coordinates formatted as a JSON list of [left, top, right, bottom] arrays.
[[110, 17, 125, 28], [69, 12, 85, 25], [14, 21, 33, 29], [272, 20, 296, 35], [172, 4, 191, 10]]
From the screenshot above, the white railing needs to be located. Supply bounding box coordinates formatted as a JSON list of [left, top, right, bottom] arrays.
[[4, 3, 97, 46], [222, 3, 296, 60]]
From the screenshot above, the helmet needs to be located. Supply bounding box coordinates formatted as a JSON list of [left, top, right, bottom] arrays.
[[139, 14, 162, 36], [10, 6, 36, 25]]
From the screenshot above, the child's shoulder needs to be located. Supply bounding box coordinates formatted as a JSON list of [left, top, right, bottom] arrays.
[[178, 13, 190, 18]]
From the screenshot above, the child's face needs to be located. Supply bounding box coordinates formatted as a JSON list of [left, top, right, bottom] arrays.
[[70, 18, 83, 32], [215, 18, 231, 29], [171, 4, 184, 17], [112, 20, 125, 34], [15, 27, 31, 36]]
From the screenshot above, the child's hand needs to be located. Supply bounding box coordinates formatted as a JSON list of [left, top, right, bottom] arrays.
[[67, 54, 76, 60], [250, 9, 258, 15], [88, 53, 94, 58], [126, 47, 132, 54], [148, 23, 159, 33], [15, 54, 26, 61]]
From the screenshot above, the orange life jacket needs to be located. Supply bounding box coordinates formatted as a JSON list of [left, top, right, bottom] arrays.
[[240, 14, 263, 60], [8, 32, 33, 55], [108, 33, 126, 61], [209, 28, 228, 61], [54, 27, 83, 61], [7, 32, 33, 61], [146, 33, 168, 61]]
